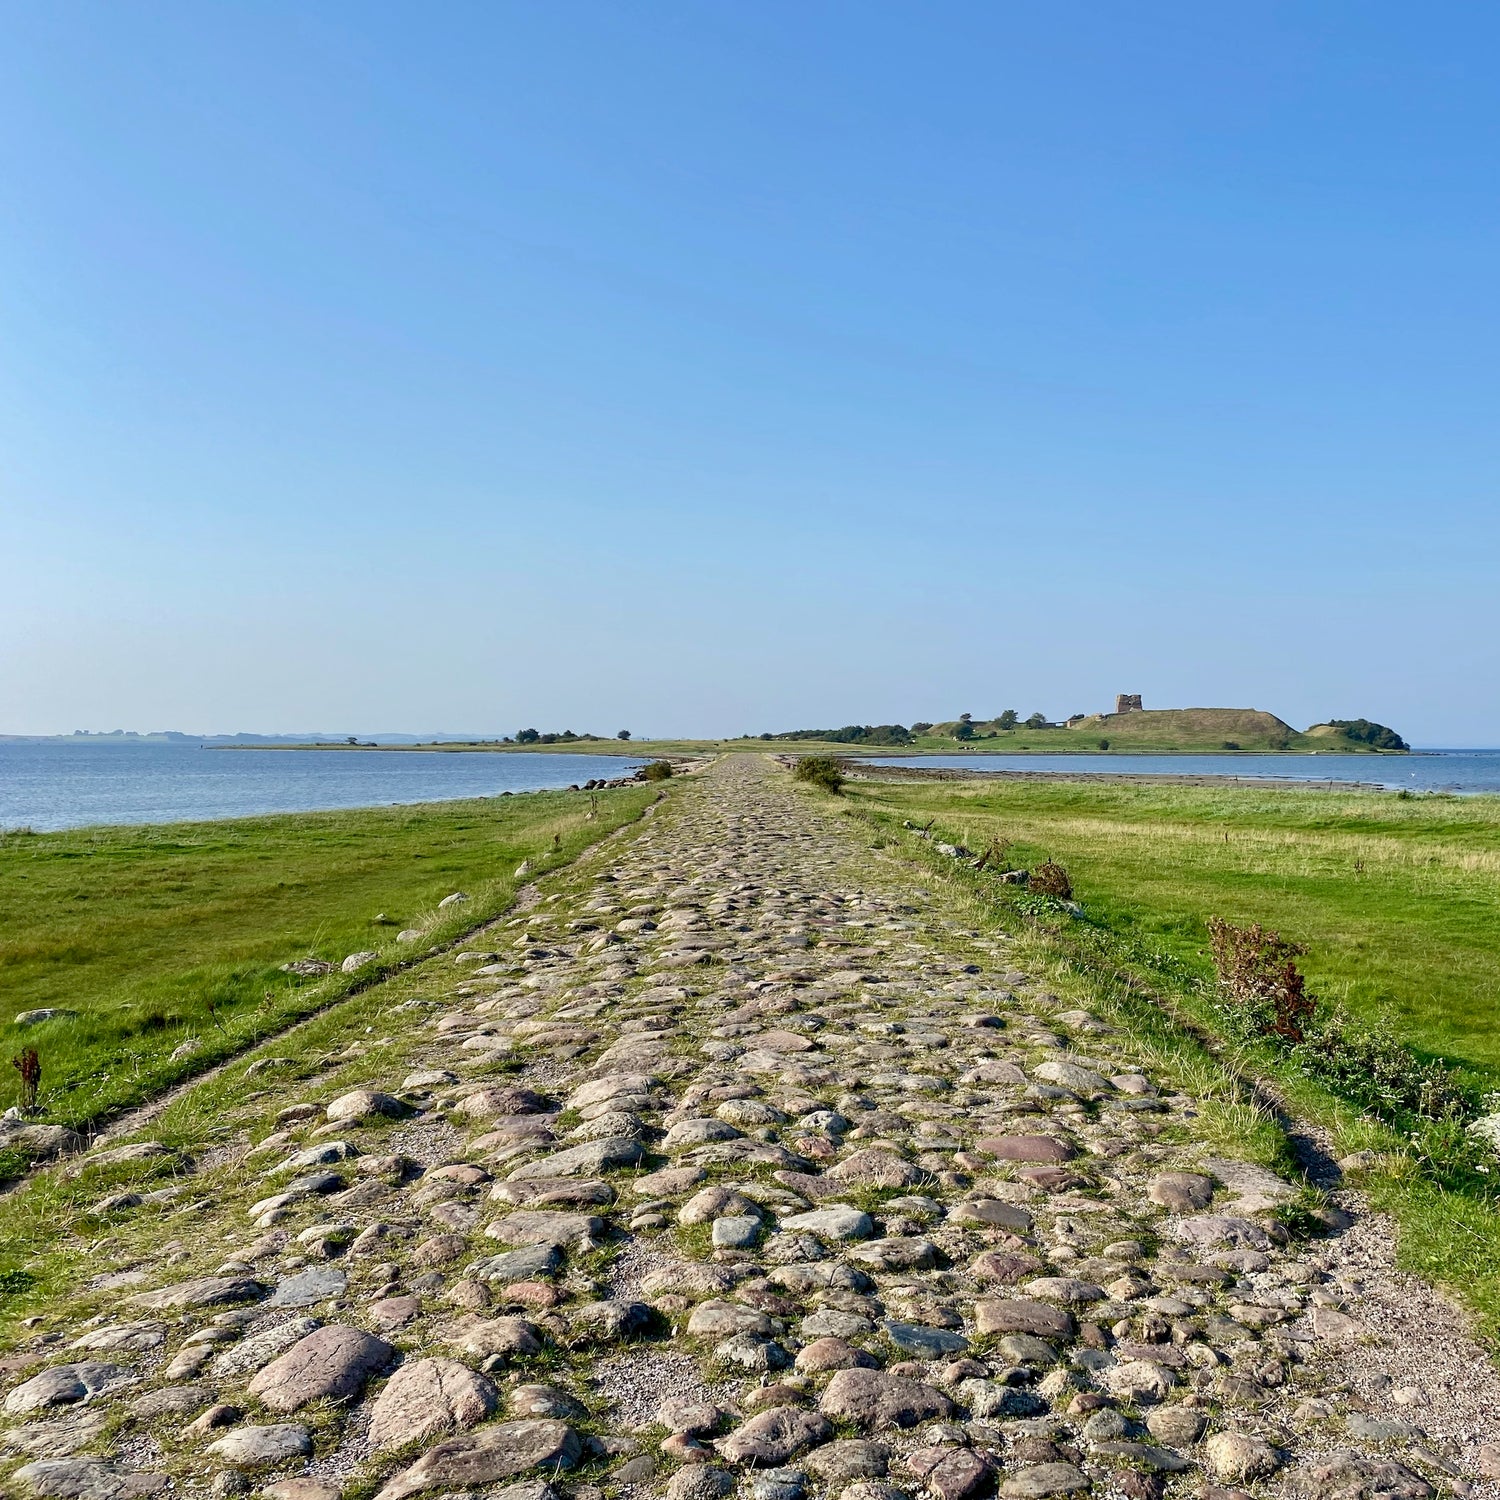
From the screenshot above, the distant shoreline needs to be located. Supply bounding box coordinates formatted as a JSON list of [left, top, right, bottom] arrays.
[[206, 740, 1421, 757]]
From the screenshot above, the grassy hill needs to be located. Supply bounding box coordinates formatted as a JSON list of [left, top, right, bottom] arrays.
[[921, 707, 1406, 754]]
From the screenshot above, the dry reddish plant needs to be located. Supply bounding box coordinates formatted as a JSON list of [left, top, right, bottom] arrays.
[[11, 1047, 40, 1113], [975, 835, 1012, 872], [1207, 917, 1317, 1043]]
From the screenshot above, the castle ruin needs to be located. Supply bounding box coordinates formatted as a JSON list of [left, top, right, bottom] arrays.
[[1115, 693, 1143, 714]]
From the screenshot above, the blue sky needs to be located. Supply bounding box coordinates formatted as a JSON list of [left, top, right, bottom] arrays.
[[3, 3, 1497, 742]]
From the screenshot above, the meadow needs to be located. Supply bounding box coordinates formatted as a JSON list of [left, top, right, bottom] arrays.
[[0, 784, 655, 1133]]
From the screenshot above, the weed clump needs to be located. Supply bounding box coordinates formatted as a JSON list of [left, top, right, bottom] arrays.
[[793, 756, 846, 794], [637, 761, 674, 782], [1302, 1011, 1470, 1122], [1208, 918, 1314, 1043], [1207, 916, 1472, 1126], [1029, 860, 1073, 900], [10, 1048, 40, 1114]]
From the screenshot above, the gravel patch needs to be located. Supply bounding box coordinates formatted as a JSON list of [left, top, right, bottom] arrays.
[[594, 1348, 733, 1430], [388, 1117, 466, 1168]]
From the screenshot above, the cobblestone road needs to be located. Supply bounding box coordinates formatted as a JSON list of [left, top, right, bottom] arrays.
[[4, 757, 1496, 1500]]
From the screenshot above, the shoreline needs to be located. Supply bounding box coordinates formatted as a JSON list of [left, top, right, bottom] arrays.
[[207, 740, 1414, 757]]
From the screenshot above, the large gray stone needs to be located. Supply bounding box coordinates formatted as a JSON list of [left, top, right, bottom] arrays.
[[1032, 1061, 1112, 1094], [205, 1425, 313, 1468], [802, 1441, 890, 1483], [213, 1318, 322, 1378], [373, 1420, 581, 1500], [444, 1316, 544, 1359], [779, 1206, 874, 1241], [0, 1123, 83, 1162], [484, 1210, 604, 1248], [265, 1269, 346, 1307], [818, 1369, 953, 1431], [882, 1320, 968, 1358], [1292, 1453, 1430, 1500], [999, 1464, 1090, 1498], [1202, 1158, 1299, 1212], [325, 1089, 407, 1122], [826, 1150, 924, 1188], [1205, 1432, 1281, 1483], [367, 1358, 497, 1450], [1147, 1173, 1214, 1212], [246, 1325, 393, 1412], [508, 1138, 643, 1179], [566, 1300, 653, 1344], [974, 1299, 1073, 1339], [5, 1364, 128, 1416], [951, 1199, 1033, 1233], [12, 1460, 166, 1500], [469, 1243, 562, 1282], [126, 1276, 264, 1312], [715, 1408, 832, 1467]]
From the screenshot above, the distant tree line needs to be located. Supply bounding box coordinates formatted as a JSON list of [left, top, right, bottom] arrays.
[[513, 729, 622, 745], [759, 713, 1070, 744], [762, 724, 914, 745]]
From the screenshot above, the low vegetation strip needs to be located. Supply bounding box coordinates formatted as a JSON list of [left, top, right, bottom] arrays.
[[0, 785, 657, 1141]]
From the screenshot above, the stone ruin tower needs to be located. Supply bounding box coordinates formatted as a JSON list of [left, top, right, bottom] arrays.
[[1115, 693, 1143, 714]]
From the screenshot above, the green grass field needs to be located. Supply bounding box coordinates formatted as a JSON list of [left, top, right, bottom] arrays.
[[0, 784, 655, 1131], [849, 775, 1500, 1079]]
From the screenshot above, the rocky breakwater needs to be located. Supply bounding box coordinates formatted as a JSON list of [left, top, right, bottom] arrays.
[[1, 755, 1495, 1500]]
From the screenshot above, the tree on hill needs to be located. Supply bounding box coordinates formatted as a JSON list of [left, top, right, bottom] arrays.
[[517, 728, 540, 743], [1328, 719, 1410, 751], [1025, 712, 1049, 729], [997, 709, 1019, 730], [617, 730, 631, 740]]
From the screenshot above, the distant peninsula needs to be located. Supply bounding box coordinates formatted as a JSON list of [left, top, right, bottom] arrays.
[[187, 699, 1411, 757], [795, 702, 1412, 755]]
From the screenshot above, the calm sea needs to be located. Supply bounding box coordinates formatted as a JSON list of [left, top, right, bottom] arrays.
[[0, 743, 647, 831], [868, 749, 1500, 794]]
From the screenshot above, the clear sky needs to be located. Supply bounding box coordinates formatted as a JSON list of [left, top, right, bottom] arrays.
[[3, 3, 1497, 743]]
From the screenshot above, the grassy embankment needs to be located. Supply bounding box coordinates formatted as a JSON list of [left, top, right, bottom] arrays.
[[845, 773, 1500, 1336], [0, 785, 657, 1135]]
